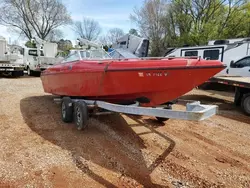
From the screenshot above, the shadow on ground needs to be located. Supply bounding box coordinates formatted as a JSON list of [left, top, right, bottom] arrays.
[[20, 95, 175, 188]]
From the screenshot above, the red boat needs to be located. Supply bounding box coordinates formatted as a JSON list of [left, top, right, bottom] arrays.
[[40, 49, 226, 107]]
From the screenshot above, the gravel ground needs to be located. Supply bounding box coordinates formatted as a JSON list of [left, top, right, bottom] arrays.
[[0, 75, 250, 188]]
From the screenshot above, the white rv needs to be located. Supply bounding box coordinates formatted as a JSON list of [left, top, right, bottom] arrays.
[[23, 39, 59, 76], [165, 38, 250, 77]]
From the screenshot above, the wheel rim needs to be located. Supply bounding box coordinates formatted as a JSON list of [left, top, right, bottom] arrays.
[[76, 106, 81, 127], [62, 102, 66, 118]]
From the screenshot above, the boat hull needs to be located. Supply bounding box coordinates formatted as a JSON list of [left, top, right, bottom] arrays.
[[40, 58, 225, 106]]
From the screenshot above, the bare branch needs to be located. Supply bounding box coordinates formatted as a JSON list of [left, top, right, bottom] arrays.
[[106, 28, 125, 44], [72, 17, 102, 41], [0, 0, 72, 40]]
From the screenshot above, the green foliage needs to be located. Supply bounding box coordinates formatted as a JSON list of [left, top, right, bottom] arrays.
[[131, 0, 250, 56], [57, 39, 73, 52], [129, 28, 140, 37], [25, 41, 36, 48], [102, 45, 109, 51]]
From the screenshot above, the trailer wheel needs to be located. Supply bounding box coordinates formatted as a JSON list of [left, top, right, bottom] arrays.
[[155, 105, 172, 123], [241, 94, 250, 116], [74, 101, 89, 131], [27, 67, 33, 76], [61, 97, 74, 123]]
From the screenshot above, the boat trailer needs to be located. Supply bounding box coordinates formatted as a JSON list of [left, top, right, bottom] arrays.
[[54, 97, 218, 131]]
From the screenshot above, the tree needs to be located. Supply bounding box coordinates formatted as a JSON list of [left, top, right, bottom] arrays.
[[129, 28, 140, 37], [102, 45, 109, 52], [167, 0, 249, 45], [0, 0, 72, 40], [25, 40, 36, 48], [46, 29, 64, 42], [73, 17, 102, 41], [106, 28, 125, 44], [130, 0, 169, 56], [130, 0, 250, 56], [216, 1, 250, 38], [98, 35, 109, 45], [57, 39, 73, 51], [98, 28, 125, 45]]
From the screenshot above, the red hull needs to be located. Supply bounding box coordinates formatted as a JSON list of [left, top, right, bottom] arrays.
[[40, 58, 225, 106]]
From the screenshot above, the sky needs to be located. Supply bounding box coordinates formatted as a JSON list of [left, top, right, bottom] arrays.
[[0, 0, 144, 46]]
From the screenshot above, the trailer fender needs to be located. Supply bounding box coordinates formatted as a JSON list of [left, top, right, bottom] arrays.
[[234, 87, 243, 106]]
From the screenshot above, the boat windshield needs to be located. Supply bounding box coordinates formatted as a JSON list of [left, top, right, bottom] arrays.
[[79, 49, 111, 60]]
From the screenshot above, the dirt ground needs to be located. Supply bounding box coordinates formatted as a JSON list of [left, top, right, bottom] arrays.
[[0, 75, 250, 188]]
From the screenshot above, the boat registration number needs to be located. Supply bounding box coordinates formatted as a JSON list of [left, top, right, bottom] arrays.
[[138, 72, 168, 77]]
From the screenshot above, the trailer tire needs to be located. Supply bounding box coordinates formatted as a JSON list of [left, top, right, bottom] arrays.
[[241, 94, 250, 116], [155, 105, 172, 123], [61, 97, 74, 123], [27, 67, 33, 76], [74, 101, 89, 131], [234, 88, 243, 106]]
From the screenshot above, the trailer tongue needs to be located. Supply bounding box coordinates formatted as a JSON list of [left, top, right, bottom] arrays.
[[54, 97, 218, 131]]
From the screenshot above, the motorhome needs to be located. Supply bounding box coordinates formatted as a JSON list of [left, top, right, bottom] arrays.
[[0, 36, 25, 77], [165, 38, 250, 77]]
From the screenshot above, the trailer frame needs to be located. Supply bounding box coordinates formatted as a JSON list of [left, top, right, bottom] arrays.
[[54, 97, 219, 131]]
